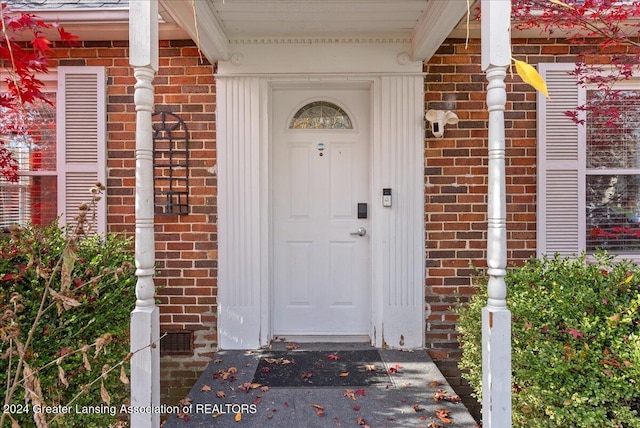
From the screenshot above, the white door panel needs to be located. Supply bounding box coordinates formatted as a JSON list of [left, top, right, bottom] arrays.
[[273, 88, 370, 335]]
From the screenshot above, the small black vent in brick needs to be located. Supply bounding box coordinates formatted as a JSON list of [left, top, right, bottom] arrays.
[[160, 331, 193, 355]]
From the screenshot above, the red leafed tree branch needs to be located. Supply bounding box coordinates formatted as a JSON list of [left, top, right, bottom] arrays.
[[0, 2, 77, 182], [512, 0, 640, 124]]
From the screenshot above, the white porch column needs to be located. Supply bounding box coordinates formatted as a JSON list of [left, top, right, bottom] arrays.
[[481, 1, 512, 427], [129, 1, 159, 426]]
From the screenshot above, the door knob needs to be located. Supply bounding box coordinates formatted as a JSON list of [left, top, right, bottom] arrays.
[[350, 227, 367, 237]]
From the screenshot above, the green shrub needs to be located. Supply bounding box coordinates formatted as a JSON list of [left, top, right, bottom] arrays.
[[0, 222, 135, 427], [457, 252, 640, 427]]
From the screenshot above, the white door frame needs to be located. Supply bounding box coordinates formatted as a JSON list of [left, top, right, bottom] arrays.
[[216, 44, 425, 350]]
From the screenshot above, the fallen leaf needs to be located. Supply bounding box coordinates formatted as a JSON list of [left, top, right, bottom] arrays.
[[301, 372, 313, 379], [58, 364, 69, 388], [311, 404, 325, 417], [201, 384, 212, 392], [427, 421, 444, 428], [286, 343, 299, 350], [266, 412, 274, 419], [428, 380, 443, 387], [364, 364, 377, 371], [413, 404, 422, 412], [436, 408, 453, 424], [355, 389, 366, 397], [353, 405, 361, 411], [339, 372, 350, 377], [239, 382, 253, 392], [216, 390, 226, 398], [620, 274, 634, 285], [357, 416, 367, 425], [514, 59, 549, 98], [388, 364, 403, 374], [100, 380, 111, 405], [434, 389, 461, 403], [261, 366, 271, 373], [214, 358, 223, 364], [328, 353, 340, 361], [567, 328, 584, 339], [234, 412, 242, 422], [344, 389, 356, 400], [119, 365, 129, 385], [261, 386, 270, 391]]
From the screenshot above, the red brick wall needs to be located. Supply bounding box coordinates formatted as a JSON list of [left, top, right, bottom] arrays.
[[423, 36, 628, 419], [48, 39, 217, 399], [43, 35, 628, 415]]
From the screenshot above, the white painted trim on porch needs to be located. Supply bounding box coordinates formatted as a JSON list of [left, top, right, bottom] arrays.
[[216, 44, 425, 350]]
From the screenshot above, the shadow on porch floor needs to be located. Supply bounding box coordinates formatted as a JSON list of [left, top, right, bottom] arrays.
[[161, 343, 478, 427]]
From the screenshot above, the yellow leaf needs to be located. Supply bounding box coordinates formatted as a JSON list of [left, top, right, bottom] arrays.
[[514, 59, 549, 98], [339, 372, 350, 377], [550, 0, 574, 9], [234, 412, 242, 422], [620, 275, 634, 284]]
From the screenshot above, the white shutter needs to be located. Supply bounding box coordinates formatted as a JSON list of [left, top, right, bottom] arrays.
[[56, 67, 107, 234], [537, 63, 586, 257]]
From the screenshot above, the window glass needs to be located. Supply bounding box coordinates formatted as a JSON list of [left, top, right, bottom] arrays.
[[290, 101, 353, 129], [586, 89, 640, 252], [587, 90, 640, 169], [0, 95, 57, 228]]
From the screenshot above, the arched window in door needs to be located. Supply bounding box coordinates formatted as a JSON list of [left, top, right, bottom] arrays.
[[289, 101, 353, 129]]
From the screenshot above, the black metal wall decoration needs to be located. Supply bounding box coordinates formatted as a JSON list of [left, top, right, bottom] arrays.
[[152, 111, 190, 215]]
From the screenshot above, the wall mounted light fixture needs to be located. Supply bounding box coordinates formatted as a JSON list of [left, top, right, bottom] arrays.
[[425, 109, 459, 138]]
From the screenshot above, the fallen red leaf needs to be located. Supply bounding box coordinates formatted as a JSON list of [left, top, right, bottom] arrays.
[[436, 408, 453, 424], [328, 353, 340, 361], [388, 364, 403, 374]]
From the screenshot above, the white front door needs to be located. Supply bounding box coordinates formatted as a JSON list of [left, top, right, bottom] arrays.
[[272, 87, 371, 337]]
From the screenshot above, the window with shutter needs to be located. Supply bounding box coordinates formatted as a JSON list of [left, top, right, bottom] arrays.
[[537, 63, 640, 258], [0, 67, 106, 233]]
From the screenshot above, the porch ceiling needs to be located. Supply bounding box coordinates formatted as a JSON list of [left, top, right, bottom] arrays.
[[160, 0, 470, 63]]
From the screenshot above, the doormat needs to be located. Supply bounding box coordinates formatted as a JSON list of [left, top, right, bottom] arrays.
[[251, 349, 390, 387]]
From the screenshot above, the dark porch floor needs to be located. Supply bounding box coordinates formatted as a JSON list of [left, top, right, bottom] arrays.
[[161, 342, 478, 427]]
